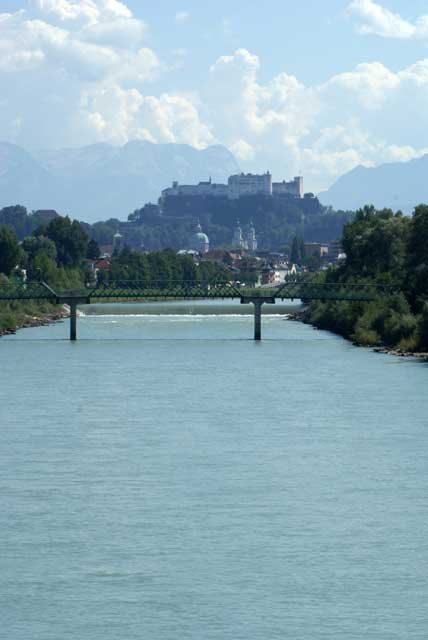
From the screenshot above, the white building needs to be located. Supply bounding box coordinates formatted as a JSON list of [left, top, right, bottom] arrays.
[[272, 176, 303, 198], [228, 172, 272, 199], [161, 178, 228, 202], [160, 172, 304, 203]]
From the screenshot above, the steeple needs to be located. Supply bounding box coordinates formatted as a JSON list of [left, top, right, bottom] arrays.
[[232, 219, 244, 249]]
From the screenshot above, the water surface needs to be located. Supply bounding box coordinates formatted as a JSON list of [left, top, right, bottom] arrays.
[[1, 302, 427, 639]]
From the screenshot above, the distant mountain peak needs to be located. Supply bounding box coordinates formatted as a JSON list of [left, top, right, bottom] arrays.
[[320, 155, 428, 213], [0, 141, 240, 222]]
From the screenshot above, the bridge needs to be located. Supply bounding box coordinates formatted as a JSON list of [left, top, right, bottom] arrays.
[[0, 279, 397, 341]]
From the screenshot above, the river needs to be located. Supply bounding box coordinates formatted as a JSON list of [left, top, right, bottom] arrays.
[[1, 301, 428, 639]]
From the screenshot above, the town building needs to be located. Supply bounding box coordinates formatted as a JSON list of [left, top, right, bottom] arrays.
[[161, 178, 228, 202], [99, 244, 113, 258], [304, 242, 329, 258], [328, 240, 343, 261], [227, 172, 272, 199], [261, 264, 276, 285], [272, 176, 304, 198]]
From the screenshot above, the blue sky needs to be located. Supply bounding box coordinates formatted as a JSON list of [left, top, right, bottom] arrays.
[[2, 1, 428, 190], [136, 0, 428, 83]]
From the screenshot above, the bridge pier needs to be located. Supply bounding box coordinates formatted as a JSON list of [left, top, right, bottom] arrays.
[[62, 297, 88, 341], [70, 301, 77, 341], [241, 296, 275, 341]]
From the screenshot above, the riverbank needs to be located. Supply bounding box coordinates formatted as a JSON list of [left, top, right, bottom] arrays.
[[288, 308, 428, 360], [0, 304, 69, 338]]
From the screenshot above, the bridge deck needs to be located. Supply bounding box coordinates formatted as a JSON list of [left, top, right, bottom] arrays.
[[0, 280, 397, 303]]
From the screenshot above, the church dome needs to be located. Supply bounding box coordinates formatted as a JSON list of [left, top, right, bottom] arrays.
[[190, 221, 209, 253], [193, 231, 209, 243]]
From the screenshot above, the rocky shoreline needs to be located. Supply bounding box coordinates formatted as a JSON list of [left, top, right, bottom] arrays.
[[0, 305, 69, 338], [287, 310, 428, 360]]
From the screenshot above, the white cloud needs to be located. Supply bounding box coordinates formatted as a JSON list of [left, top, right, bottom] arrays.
[[2, 4, 428, 191], [229, 139, 255, 161], [77, 87, 213, 147], [348, 0, 428, 39], [174, 11, 190, 24], [31, 0, 132, 25], [0, 2, 212, 151], [202, 49, 428, 189]]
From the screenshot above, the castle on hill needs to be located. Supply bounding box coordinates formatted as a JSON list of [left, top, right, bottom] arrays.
[[161, 172, 303, 202]]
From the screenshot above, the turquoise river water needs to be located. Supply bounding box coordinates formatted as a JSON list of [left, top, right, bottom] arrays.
[[1, 301, 428, 639]]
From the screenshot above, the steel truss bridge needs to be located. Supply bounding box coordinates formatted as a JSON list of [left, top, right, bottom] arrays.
[[0, 279, 397, 341]]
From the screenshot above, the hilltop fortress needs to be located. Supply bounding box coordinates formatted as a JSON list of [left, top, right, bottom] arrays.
[[161, 172, 304, 202]]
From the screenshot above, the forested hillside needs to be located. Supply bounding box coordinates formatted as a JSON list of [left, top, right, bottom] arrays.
[[129, 194, 353, 251]]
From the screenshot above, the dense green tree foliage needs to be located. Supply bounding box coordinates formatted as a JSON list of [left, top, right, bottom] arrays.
[[405, 205, 428, 310], [290, 236, 305, 264], [102, 248, 229, 286], [342, 206, 409, 279], [0, 206, 58, 239], [306, 206, 428, 352], [0, 226, 21, 275], [1, 196, 353, 254], [36, 216, 89, 267], [87, 238, 101, 260]]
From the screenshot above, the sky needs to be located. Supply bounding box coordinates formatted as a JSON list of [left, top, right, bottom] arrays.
[[2, 0, 428, 191]]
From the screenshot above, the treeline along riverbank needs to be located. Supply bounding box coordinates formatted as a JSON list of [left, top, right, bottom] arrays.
[[303, 205, 428, 354], [1, 203, 428, 352], [0, 211, 230, 335]]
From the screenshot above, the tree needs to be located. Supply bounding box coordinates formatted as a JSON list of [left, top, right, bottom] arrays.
[[0, 226, 21, 275], [342, 206, 409, 278], [40, 216, 89, 267], [290, 235, 305, 264], [0, 205, 28, 239], [87, 238, 101, 260], [22, 235, 57, 262], [406, 205, 428, 309]]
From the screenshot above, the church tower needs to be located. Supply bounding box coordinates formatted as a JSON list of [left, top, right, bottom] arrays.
[[246, 221, 257, 251], [232, 220, 245, 249]]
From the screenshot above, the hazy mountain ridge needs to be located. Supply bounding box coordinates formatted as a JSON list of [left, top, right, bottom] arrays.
[[0, 141, 240, 222], [320, 155, 428, 213]]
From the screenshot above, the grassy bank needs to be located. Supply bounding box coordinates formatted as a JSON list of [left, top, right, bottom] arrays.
[[0, 300, 68, 337], [301, 297, 428, 355]]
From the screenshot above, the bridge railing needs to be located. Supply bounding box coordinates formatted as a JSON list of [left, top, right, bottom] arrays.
[[0, 278, 400, 303], [84, 280, 243, 299], [275, 280, 398, 301], [0, 281, 57, 301]]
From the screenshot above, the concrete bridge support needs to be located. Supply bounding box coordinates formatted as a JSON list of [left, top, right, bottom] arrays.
[[70, 301, 77, 341], [62, 297, 88, 341], [241, 297, 275, 341]]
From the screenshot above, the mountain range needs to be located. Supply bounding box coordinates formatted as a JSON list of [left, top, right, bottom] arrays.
[[320, 154, 428, 213], [0, 141, 239, 223], [3, 140, 427, 221]]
